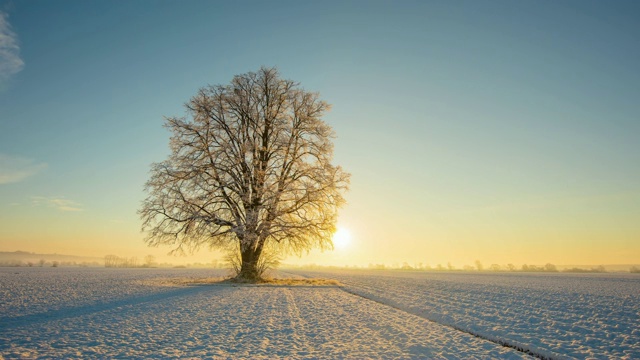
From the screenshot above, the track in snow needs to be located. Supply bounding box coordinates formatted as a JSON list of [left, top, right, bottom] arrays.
[[337, 285, 554, 360], [1, 268, 533, 359], [292, 269, 639, 359]]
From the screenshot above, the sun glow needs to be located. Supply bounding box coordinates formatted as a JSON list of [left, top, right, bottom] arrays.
[[332, 227, 352, 250]]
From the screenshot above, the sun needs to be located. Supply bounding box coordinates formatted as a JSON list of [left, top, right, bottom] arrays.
[[332, 227, 352, 249]]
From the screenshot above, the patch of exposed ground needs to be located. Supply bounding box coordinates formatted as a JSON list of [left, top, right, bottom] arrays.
[[140, 276, 341, 287]]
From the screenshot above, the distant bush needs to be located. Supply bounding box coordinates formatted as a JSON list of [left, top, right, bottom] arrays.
[[630, 266, 639, 273], [368, 263, 387, 270], [0, 260, 24, 267], [489, 264, 502, 271], [521, 264, 559, 272], [562, 266, 606, 273], [545, 263, 558, 272], [400, 262, 414, 270]]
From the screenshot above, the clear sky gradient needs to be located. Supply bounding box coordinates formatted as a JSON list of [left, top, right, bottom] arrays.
[[1, 0, 639, 267]]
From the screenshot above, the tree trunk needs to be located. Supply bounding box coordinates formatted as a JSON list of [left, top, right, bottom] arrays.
[[237, 246, 263, 280]]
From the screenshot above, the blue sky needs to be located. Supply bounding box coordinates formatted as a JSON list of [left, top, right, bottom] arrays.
[[1, 0, 639, 266]]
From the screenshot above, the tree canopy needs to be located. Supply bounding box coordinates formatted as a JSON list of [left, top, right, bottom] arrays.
[[140, 67, 350, 279]]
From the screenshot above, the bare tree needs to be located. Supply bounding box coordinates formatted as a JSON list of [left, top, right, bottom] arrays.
[[144, 255, 156, 268], [544, 263, 558, 272], [140, 67, 350, 280]]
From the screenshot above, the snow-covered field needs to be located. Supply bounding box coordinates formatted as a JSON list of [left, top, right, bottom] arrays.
[[291, 269, 640, 359], [1, 268, 637, 359]]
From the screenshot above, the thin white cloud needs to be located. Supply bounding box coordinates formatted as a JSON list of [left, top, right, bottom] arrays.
[[31, 196, 84, 212], [0, 154, 47, 184], [0, 11, 24, 84]]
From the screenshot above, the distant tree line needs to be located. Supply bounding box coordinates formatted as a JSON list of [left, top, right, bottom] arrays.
[[0, 260, 100, 267], [103, 255, 160, 268], [520, 263, 558, 272], [362, 261, 563, 272], [561, 265, 607, 273], [104, 255, 140, 268], [335, 261, 635, 273], [0, 256, 225, 269]]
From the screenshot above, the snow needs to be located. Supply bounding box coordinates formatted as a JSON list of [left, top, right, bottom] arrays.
[[1, 267, 637, 358], [292, 269, 640, 359], [1, 267, 532, 359], [0, 267, 228, 319]]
